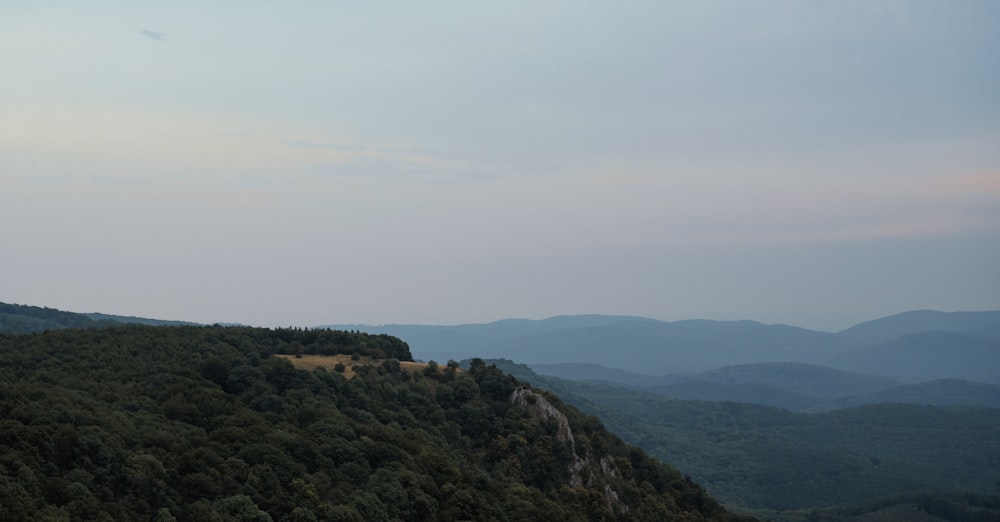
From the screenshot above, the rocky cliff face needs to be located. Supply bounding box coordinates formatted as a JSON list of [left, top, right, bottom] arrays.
[[510, 386, 625, 513]]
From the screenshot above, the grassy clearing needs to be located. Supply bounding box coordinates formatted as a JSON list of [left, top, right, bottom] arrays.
[[276, 354, 436, 379]]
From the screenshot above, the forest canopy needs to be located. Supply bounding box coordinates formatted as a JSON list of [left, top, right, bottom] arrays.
[[0, 325, 746, 521]]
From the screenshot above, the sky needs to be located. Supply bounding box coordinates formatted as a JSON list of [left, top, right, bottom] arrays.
[[2, 1, 999, 332]]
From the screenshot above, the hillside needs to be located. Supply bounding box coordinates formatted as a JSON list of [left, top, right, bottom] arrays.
[[0, 325, 746, 521], [838, 310, 1000, 345], [636, 363, 900, 412], [643, 380, 819, 412], [531, 363, 684, 387], [486, 361, 1000, 519], [530, 361, 1000, 412], [827, 331, 1000, 383], [817, 379, 1000, 411], [85, 312, 199, 327], [0, 302, 115, 334], [691, 363, 898, 398], [0, 302, 197, 335]]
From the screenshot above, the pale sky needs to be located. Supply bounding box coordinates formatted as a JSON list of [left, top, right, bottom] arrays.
[[2, 1, 998, 331]]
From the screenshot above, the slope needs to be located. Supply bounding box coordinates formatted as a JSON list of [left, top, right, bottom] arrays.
[[691, 362, 898, 398], [638, 363, 897, 411], [486, 361, 1000, 518], [838, 309, 1000, 345], [827, 331, 1000, 383], [0, 301, 197, 335], [85, 312, 199, 327], [0, 301, 115, 334], [817, 379, 1000, 411], [0, 325, 746, 521]]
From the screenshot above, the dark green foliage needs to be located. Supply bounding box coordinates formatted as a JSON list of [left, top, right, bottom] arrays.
[[0, 302, 117, 334], [774, 492, 1000, 522], [0, 325, 746, 521], [84, 312, 199, 327]]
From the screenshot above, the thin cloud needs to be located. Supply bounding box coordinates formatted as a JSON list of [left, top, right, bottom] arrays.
[[283, 140, 373, 153], [281, 140, 414, 155], [302, 155, 506, 185], [281, 139, 508, 183], [140, 30, 165, 42]]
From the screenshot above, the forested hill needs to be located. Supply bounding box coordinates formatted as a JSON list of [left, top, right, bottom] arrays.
[[0, 302, 116, 334], [0, 325, 747, 521], [0, 302, 197, 335]]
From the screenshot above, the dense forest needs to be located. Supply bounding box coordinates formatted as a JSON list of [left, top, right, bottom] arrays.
[[0, 324, 747, 521]]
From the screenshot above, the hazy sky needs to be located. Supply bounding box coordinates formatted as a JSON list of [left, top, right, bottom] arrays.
[[2, 1, 998, 331]]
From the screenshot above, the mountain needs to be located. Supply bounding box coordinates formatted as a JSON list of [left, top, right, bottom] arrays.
[[827, 331, 1000, 383], [493, 319, 853, 373], [838, 309, 1000, 345], [325, 315, 661, 365], [335, 311, 1000, 384], [330, 316, 852, 374], [0, 324, 747, 521]]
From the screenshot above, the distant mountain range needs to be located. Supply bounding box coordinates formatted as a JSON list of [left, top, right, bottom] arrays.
[[323, 309, 1000, 385], [324, 309, 1000, 412], [5, 301, 998, 408], [326, 317, 848, 372]]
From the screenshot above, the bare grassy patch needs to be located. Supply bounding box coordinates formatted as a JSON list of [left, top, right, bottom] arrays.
[[276, 354, 435, 379]]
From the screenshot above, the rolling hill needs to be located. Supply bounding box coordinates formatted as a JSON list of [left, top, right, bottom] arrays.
[[838, 309, 1000, 345], [0, 302, 115, 334], [0, 301, 197, 335], [6, 301, 999, 520], [827, 331, 1000, 383], [0, 324, 747, 521], [815, 379, 1000, 411], [689, 362, 899, 398]]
